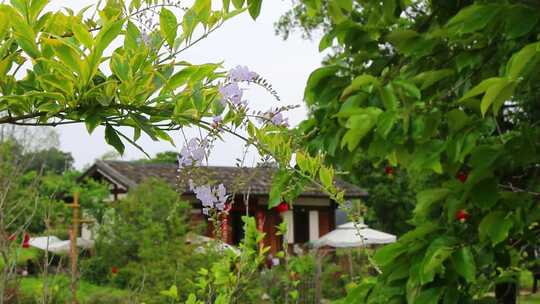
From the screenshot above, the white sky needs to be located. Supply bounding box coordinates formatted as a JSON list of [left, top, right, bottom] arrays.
[[47, 1, 323, 169]]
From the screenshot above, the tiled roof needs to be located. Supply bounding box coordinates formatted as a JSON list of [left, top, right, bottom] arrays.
[[82, 160, 367, 198]]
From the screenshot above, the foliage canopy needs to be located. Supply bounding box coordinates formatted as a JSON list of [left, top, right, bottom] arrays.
[[294, 0, 540, 302]]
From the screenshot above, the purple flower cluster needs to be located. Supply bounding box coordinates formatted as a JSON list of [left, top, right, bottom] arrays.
[[177, 138, 207, 168], [228, 65, 258, 82], [219, 82, 245, 106], [189, 180, 229, 215], [218, 66, 259, 107]]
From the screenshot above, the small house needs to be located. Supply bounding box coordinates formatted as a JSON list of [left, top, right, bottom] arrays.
[[80, 160, 367, 254]]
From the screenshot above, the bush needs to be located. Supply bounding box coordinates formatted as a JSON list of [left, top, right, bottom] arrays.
[[82, 179, 208, 303]]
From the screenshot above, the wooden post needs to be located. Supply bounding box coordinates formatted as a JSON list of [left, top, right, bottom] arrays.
[[68, 192, 80, 304], [314, 250, 323, 304], [347, 250, 354, 279]]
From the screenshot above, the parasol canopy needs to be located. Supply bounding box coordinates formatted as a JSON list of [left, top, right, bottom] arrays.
[[312, 222, 396, 248]]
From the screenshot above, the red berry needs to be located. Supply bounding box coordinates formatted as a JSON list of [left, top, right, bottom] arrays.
[[275, 202, 289, 213], [22, 233, 30, 248], [455, 209, 470, 223], [385, 166, 394, 175], [111, 266, 118, 274], [457, 171, 468, 183]]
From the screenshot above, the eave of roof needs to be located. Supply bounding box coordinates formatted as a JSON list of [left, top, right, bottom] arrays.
[[79, 160, 368, 198]]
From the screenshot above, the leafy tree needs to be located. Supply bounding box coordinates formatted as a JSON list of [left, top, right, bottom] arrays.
[[83, 179, 206, 303], [0, 0, 264, 155], [24, 148, 74, 174], [291, 0, 540, 303], [136, 150, 178, 164]]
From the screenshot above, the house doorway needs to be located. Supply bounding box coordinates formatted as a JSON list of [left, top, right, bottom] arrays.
[[294, 208, 310, 244], [230, 210, 245, 245]]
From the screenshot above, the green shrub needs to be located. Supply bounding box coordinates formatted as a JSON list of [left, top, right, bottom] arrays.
[[82, 179, 208, 303]]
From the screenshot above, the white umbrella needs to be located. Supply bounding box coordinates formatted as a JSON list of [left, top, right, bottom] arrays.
[[312, 222, 396, 248], [29, 236, 94, 254]]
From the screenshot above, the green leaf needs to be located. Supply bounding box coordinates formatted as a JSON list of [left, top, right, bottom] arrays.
[[160, 285, 178, 299], [421, 237, 455, 284], [446, 109, 470, 133], [304, 65, 340, 105], [88, 19, 123, 81], [382, 0, 396, 22], [105, 125, 125, 155], [506, 42, 540, 79], [492, 81, 516, 116], [393, 79, 421, 99], [231, 0, 245, 9], [446, 4, 501, 34], [110, 53, 129, 82], [328, 1, 345, 23], [222, 0, 231, 11], [480, 78, 508, 117], [182, 9, 198, 40], [376, 111, 398, 139], [504, 5, 540, 39], [412, 69, 454, 90], [28, 0, 48, 21], [458, 77, 501, 102], [160, 8, 178, 47], [84, 114, 101, 134], [341, 74, 380, 100], [335, 0, 352, 11], [247, 0, 262, 19], [43, 38, 86, 80], [479, 211, 513, 245], [378, 84, 398, 110], [414, 188, 450, 219], [319, 166, 334, 189], [11, 12, 40, 58], [470, 145, 500, 170], [268, 170, 290, 208], [373, 242, 406, 267], [452, 246, 476, 283], [193, 0, 211, 24], [71, 20, 93, 49], [341, 107, 382, 151], [414, 288, 444, 304]]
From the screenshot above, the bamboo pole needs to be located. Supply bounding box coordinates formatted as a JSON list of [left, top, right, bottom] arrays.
[[68, 192, 80, 304]]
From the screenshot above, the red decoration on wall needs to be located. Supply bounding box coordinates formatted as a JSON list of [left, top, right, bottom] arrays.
[[256, 210, 265, 232], [221, 214, 230, 244], [275, 202, 289, 213], [22, 233, 30, 248]]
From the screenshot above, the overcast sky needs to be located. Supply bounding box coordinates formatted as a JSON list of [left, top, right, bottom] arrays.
[[48, 1, 323, 169]]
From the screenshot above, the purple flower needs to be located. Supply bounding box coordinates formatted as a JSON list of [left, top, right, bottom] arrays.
[[270, 112, 289, 127], [219, 83, 243, 106], [191, 183, 230, 215], [211, 115, 222, 128], [229, 65, 258, 82], [178, 139, 207, 168]]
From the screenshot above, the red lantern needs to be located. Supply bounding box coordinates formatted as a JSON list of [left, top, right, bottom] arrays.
[[22, 233, 30, 248], [455, 209, 470, 223], [276, 202, 289, 213], [457, 171, 468, 183], [111, 266, 118, 275]]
